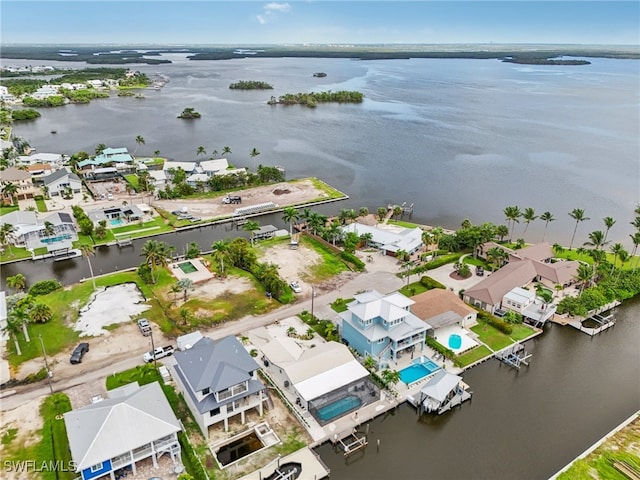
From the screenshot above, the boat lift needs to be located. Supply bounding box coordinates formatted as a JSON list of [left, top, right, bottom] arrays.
[[332, 430, 368, 457], [496, 344, 532, 369]]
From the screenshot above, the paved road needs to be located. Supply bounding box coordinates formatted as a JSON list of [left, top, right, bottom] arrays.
[[0, 258, 404, 412]]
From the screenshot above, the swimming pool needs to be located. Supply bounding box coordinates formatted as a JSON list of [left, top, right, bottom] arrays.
[[178, 261, 198, 274], [316, 395, 362, 422], [449, 334, 462, 350], [40, 234, 73, 244], [110, 218, 124, 226], [399, 359, 441, 385]]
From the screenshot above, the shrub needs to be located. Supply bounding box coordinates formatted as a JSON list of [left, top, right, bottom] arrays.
[[477, 310, 513, 334], [340, 251, 365, 271], [419, 276, 446, 290], [178, 431, 208, 480], [28, 279, 62, 296]]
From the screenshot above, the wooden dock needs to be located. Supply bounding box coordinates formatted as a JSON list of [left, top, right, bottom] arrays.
[[115, 237, 133, 247]]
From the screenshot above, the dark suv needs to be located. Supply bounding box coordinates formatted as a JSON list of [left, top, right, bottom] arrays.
[[70, 342, 90, 364]]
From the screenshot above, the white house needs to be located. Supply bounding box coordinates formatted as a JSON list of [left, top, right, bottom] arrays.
[[64, 382, 182, 480], [340, 222, 424, 257], [43, 167, 82, 196]]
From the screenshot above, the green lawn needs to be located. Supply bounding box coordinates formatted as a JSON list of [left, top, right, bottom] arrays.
[[111, 217, 170, 235], [305, 177, 348, 200], [509, 323, 539, 342], [124, 174, 139, 191], [0, 246, 33, 263], [300, 235, 350, 281], [456, 345, 493, 367], [331, 297, 354, 313], [387, 219, 421, 229], [0, 205, 19, 216], [399, 281, 430, 297], [471, 323, 513, 351], [34, 197, 48, 212]]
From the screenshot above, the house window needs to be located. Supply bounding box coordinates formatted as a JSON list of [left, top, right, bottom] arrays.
[[202, 388, 210, 395], [227, 402, 235, 413], [209, 408, 220, 417], [377, 338, 385, 343], [90, 463, 104, 473]]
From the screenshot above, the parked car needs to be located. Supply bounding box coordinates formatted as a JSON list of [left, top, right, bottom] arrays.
[[476, 266, 484, 276], [143, 345, 175, 363], [70, 342, 90, 364], [290, 281, 302, 293], [137, 318, 152, 336]]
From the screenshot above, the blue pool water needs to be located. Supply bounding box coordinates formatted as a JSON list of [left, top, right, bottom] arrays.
[[40, 234, 72, 244], [399, 359, 441, 385], [316, 395, 362, 422], [110, 218, 124, 226], [449, 334, 462, 350]]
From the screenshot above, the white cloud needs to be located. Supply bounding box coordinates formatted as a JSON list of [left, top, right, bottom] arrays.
[[264, 3, 291, 13], [256, 2, 291, 24]]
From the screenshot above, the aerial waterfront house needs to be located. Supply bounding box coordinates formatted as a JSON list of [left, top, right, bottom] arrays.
[[86, 205, 145, 225], [171, 335, 268, 437], [340, 222, 423, 257], [339, 290, 431, 363], [260, 338, 377, 425], [463, 244, 577, 314], [64, 381, 182, 480], [0, 167, 35, 201], [0, 210, 77, 250], [43, 167, 82, 196], [411, 288, 478, 330], [16, 152, 65, 168]]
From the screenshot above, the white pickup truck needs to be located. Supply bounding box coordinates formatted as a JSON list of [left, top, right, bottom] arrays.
[[143, 345, 175, 363]]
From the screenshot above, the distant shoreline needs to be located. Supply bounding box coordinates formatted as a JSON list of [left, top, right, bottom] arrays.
[[1, 44, 638, 65]]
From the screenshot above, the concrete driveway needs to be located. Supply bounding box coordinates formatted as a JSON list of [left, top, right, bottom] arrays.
[[421, 257, 487, 294]]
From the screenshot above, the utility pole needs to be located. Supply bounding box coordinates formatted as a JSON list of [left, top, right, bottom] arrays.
[[311, 285, 315, 320], [149, 326, 158, 371], [39, 334, 54, 395]]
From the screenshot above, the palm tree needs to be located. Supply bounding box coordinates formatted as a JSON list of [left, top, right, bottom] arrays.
[[583, 230, 609, 252], [196, 146, 206, 157], [177, 278, 193, 302], [282, 206, 299, 236], [629, 232, 640, 272], [2, 182, 19, 205], [431, 226, 444, 259], [43, 221, 55, 239], [363, 355, 376, 371], [358, 207, 369, 218], [244, 220, 260, 246], [630, 216, 640, 232], [221, 146, 232, 156], [338, 208, 351, 225], [522, 207, 538, 238], [6, 273, 26, 293], [503, 205, 522, 242], [30, 303, 53, 323], [2, 316, 23, 355], [80, 244, 97, 291], [486, 246, 507, 271], [178, 307, 190, 326], [377, 207, 387, 222], [140, 240, 170, 284], [134, 135, 145, 156], [609, 243, 627, 275], [327, 221, 342, 246], [95, 143, 106, 155], [211, 240, 230, 276], [568, 208, 590, 250], [602, 216, 616, 244], [10, 304, 31, 343], [393, 205, 403, 221], [575, 263, 593, 293], [381, 369, 401, 387], [0, 222, 15, 256], [249, 147, 260, 170], [540, 211, 555, 242]]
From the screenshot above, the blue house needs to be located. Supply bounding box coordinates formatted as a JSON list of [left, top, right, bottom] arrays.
[[64, 382, 181, 480], [339, 290, 432, 362]]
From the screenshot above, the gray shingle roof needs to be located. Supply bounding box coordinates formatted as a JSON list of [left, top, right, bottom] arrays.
[[174, 336, 259, 392], [43, 167, 80, 186]]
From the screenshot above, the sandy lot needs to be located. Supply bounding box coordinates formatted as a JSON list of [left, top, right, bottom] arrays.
[[153, 178, 334, 219]]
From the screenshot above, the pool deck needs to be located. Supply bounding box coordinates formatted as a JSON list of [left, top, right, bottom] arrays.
[[169, 257, 215, 283]]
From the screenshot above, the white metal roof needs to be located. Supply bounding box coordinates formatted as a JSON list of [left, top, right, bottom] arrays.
[[295, 360, 368, 402]]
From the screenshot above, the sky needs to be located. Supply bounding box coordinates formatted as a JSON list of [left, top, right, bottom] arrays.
[[1, 1, 639, 45]]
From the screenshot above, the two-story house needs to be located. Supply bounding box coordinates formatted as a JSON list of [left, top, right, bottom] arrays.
[[171, 335, 268, 437], [64, 381, 182, 480], [1, 167, 35, 202], [43, 167, 82, 196], [339, 290, 432, 363]]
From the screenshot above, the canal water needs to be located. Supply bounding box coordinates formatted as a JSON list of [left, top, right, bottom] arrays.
[[2, 54, 639, 478], [315, 297, 640, 480]]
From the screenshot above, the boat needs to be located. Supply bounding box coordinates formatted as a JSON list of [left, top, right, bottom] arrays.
[[51, 130, 57, 134]]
